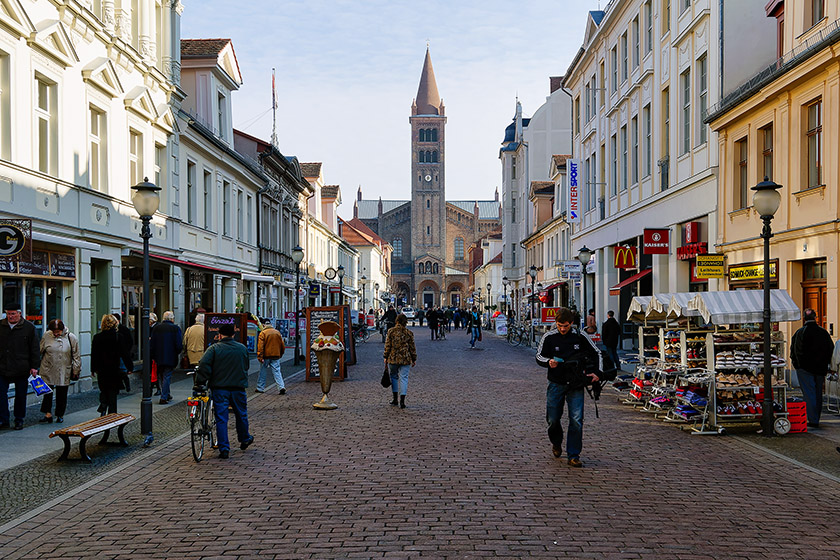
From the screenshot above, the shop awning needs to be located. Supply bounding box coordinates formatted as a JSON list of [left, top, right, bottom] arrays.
[[134, 251, 241, 277], [241, 273, 276, 283], [645, 292, 676, 319], [626, 296, 652, 323], [542, 281, 566, 291], [609, 268, 652, 296], [686, 289, 801, 325], [666, 292, 702, 319]]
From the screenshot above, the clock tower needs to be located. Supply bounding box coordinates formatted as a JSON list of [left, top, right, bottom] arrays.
[[410, 47, 446, 304]]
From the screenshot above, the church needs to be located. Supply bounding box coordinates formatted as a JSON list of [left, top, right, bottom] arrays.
[[353, 48, 501, 309]]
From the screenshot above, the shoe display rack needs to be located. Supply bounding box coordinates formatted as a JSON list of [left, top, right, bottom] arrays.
[[637, 326, 661, 366]]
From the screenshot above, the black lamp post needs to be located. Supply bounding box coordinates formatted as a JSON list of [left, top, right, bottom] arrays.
[[486, 282, 492, 326], [577, 246, 592, 331], [337, 264, 345, 305], [536, 282, 543, 325], [502, 276, 509, 317], [752, 177, 782, 437], [131, 177, 160, 448], [292, 245, 304, 365], [529, 265, 537, 344], [374, 282, 380, 311], [361, 275, 367, 313]]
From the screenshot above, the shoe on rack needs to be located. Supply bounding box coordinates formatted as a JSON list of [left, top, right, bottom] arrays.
[[278, 388, 286, 395], [568, 457, 583, 468], [552, 446, 562, 458], [219, 450, 229, 459], [240, 435, 254, 450]]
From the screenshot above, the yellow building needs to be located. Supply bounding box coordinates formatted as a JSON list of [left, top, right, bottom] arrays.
[[707, 1, 838, 337]]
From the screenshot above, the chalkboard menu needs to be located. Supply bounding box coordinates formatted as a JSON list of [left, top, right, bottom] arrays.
[[305, 306, 347, 382], [343, 305, 356, 366], [50, 253, 76, 278], [203, 313, 248, 349], [18, 250, 49, 276]]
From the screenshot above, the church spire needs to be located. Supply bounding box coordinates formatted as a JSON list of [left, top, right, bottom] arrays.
[[414, 47, 442, 116]]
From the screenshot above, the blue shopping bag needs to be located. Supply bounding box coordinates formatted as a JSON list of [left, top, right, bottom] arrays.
[[28, 374, 52, 396]]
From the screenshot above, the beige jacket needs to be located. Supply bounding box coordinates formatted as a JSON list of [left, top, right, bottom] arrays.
[[39, 329, 81, 386], [183, 323, 205, 366]]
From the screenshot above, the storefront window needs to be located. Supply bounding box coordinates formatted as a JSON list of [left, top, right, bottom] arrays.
[[3, 279, 21, 310], [46, 281, 61, 324], [25, 282, 44, 334]]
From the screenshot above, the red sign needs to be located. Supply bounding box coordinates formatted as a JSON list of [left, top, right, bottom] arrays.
[[613, 245, 638, 269], [541, 307, 561, 324], [676, 241, 708, 261], [643, 228, 670, 255], [329, 286, 341, 293], [684, 221, 701, 244]]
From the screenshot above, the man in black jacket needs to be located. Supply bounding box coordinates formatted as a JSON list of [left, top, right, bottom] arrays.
[[601, 310, 621, 369], [381, 305, 397, 342], [0, 302, 40, 430], [791, 308, 834, 428], [536, 307, 601, 467]]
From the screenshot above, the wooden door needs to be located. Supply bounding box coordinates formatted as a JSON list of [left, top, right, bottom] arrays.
[[802, 284, 827, 328]]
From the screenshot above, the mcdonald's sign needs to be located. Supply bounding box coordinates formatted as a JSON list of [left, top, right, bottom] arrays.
[[613, 245, 637, 269]]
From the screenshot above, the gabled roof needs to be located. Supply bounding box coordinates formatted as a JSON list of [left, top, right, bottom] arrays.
[[487, 252, 503, 265], [530, 181, 555, 199], [322, 185, 339, 200], [583, 11, 605, 46], [414, 47, 443, 115], [300, 162, 322, 178], [552, 154, 570, 167], [181, 39, 242, 85], [355, 199, 409, 219], [449, 201, 501, 220], [340, 217, 388, 249]]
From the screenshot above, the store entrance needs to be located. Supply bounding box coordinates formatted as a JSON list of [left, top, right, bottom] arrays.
[[801, 259, 827, 328]]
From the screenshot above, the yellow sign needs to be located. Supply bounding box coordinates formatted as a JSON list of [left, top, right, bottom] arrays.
[[695, 254, 725, 279], [728, 261, 778, 282]]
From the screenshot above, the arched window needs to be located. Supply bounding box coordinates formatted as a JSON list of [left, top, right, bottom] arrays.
[[431, 128, 438, 142], [419, 151, 426, 163], [393, 237, 402, 258], [454, 237, 464, 260], [425, 261, 432, 274], [433, 263, 439, 274], [418, 263, 423, 274], [419, 129, 426, 142], [431, 151, 438, 163]]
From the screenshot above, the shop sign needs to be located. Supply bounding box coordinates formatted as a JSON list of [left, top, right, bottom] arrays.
[[694, 254, 725, 279], [560, 260, 582, 275], [643, 229, 670, 255], [567, 159, 580, 223], [308, 283, 320, 297], [329, 286, 341, 294], [684, 221, 701, 244], [0, 219, 31, 260], [677, 241, 708, 261], [729, 260, 778, 282], [3, 249, 76, 279], [613, 245, 637, 269], [540, 306, 561, 324], [282, 273, 295, 284]]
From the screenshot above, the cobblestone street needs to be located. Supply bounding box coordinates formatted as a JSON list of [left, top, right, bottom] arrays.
[[2, 328, 840, 559]]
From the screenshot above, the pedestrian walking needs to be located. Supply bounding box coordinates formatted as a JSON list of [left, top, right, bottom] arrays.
[[585, 308, 597, 335], [182, 312, 206, 368], [113, 313, 134, 392], [0, 302, 41, 430], [149, 313, 160, 396], [466, 306, 482, 348], [195, 322, 254, 459], [427, 307, 439, 340], [536, 307, 601, 468], [445, 307, 454, 332], [417, 307, 425, 327], [384, 314, 417, 409], [38, 320, 80, 424], [150, 310, 182, 404], [791, 308, 834, 428], [601, 310, 621, 368], [381, 305, 397, 343], [453, 308, 461, 330], [91, 314, 125, 415], [256, 319, 286, 394]]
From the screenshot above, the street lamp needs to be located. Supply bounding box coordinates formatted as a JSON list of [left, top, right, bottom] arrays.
[[292, 245, 304, 366], [131, 177, 160, 448], [486, 282, 492, 326], [502, 276, 509, 317], [361, 275, 367, 313], [529, 265, 537, 344], [374, 282, 380, 310], [752, 177, 782, 437], [577, 246, 592, 332], [337, 264, 345, 306]]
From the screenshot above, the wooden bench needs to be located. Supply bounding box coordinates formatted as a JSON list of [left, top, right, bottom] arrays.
[[49, 413, 136, 462]]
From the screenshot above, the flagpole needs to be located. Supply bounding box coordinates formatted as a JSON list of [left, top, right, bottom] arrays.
[[271, 67, 277, 147]]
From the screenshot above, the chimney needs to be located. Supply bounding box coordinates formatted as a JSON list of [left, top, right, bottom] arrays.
[[550, 76, 564, 94]]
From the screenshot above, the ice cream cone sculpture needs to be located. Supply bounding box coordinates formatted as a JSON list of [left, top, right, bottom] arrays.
[[311, 320, 344, 410]]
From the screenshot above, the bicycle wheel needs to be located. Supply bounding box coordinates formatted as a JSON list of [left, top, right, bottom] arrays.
[[362, 328, 370, 342], [190, 415, 204, 462], [513, 329, 523, 346], [207, 401, 217, 450]]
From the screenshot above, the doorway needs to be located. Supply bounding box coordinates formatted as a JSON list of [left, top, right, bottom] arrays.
[[802, 259, 827, 328]]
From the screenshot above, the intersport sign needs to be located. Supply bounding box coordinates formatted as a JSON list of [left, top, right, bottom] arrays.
[[567, 159, 580, 223]]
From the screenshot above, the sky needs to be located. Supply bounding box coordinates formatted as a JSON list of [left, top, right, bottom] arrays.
[[181, 0, 603, 220]]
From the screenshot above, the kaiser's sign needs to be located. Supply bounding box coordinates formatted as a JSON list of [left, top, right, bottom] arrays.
[[567, 159, 580, 223]]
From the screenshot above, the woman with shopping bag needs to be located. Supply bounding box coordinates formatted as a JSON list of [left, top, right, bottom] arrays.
[[38, 319, 81, 424]]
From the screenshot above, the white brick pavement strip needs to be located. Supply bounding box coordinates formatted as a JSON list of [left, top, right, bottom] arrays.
[[1, 327, 839, 558]]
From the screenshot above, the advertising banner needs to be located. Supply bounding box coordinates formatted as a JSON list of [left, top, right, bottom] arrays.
[[540, 306, 561, 324], [567, 158, 581, 223], [613, 245, 638, 269], [695, 254, 725, 279], [643, 228, 670, 255]]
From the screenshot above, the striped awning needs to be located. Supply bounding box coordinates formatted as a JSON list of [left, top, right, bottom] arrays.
[[626, 296, 652, 323], [645, 293, 676, 319], [666, 292, 702, 319], [686, 289, 801, 325]]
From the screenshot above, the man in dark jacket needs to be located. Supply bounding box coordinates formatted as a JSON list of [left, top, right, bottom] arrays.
[[0, 302, 40, 430], [381, 305, 398, 342], [113, 313, 134, 392], [791, 308, 834, 427], [601, 310, 621, 369], [536, 307, 601, 467], [150, 310, 182, 404], [195, 323, 254, 459]]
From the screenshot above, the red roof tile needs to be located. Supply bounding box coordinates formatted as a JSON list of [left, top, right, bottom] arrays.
[[181, 39, 231, 57], [300, 162, 322, 178]]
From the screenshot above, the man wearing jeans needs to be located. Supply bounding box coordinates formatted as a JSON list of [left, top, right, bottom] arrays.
[[150, 310, 182, 404], [536, 307, 601, 467], [256, 319, 286, 394], [195, 323, 254, 459], [790, 308, 833, 428]]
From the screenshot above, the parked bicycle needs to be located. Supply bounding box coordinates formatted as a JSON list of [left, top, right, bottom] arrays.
[[353, 324, 371, 343], [187, 384, 217, 462], [506, 322, 525, 346]]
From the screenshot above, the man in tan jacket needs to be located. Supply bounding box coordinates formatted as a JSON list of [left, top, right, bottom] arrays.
[[256, 319, 286, 394], [183, 313, 206, 368]]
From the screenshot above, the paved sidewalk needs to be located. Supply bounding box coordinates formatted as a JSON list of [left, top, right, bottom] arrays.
[[1, 328, 839, 558]]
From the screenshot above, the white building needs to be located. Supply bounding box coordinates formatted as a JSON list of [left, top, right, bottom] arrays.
[[0, 0, 180, 387], [565, 1, 721, 340], [339, 217, 391, 312]]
